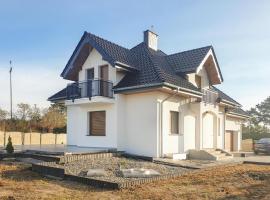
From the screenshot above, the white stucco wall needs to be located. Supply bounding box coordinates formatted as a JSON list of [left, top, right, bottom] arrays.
[[78, 48, 124, 85], [188, 66, 210, 89], [67, 103, 117, 148], [159, 95, 184, 155], [225, 116, 243, 151], [65, 46, 244, 156], [124, 92, 159, 157]]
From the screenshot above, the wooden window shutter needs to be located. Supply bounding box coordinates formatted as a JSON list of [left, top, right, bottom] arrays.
[[170, 111, 179, 134], [89, 111, 106, 136]]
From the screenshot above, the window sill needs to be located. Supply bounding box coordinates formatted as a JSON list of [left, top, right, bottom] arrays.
[[86, 134, 106, 137], [169, 133, 181, 136]]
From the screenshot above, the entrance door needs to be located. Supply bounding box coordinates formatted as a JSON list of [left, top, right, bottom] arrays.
[[202, 113, 214, 148], [225, 131, 234, 151]]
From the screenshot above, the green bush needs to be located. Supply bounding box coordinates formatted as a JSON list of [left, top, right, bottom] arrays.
[[6, 136, 14, 154]]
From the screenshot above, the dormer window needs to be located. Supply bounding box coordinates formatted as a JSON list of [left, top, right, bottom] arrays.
[[195, 75, 202, 89]]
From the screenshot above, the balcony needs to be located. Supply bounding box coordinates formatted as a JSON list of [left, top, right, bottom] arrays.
[[66, 79, 113, 100], [202, 89, 219, 105]]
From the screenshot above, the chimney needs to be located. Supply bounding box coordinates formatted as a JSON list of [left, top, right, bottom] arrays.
[[144, 30, 158, 51]]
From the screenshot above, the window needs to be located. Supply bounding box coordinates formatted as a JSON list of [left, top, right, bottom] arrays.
[[87, 68, 94, 80], [195, 75, 202, 89], [218, 118, 221, 136], [170, 111, 179, 134], [89, 111, 106, 136], [99, 65, 109, 81]]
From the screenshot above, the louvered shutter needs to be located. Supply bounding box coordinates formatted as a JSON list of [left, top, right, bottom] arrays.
[[90, 111, 106, 136]]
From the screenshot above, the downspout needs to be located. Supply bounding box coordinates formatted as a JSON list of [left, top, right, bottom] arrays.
[[159, 88, 180, 158]]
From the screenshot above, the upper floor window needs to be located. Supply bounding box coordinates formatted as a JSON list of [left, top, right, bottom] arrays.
[[99, 65, 109, 81], [170, 111, 179, 134], [87, 68, 94, 80], [195, 75, 202, 89]]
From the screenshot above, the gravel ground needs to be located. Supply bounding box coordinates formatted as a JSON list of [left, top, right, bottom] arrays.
[[53, 156, 191, 183]]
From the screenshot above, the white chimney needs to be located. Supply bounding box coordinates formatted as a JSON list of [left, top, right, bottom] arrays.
[[144, 30, 158, 51]]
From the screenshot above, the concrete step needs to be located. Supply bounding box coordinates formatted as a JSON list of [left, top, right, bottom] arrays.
[[164, 153, 187, 160]]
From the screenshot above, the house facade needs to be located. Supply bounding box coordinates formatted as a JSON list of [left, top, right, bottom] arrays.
[[49, 30, 248, 158]]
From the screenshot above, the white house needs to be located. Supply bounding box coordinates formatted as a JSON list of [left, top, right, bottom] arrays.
[[49, 30, 249, 159]]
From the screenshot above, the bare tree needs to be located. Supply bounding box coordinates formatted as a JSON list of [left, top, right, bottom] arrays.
[[16, 103, 31, 120], [0, 108, 8, 131], [28, 104, 41, 132], [41, 104, 66, 133]]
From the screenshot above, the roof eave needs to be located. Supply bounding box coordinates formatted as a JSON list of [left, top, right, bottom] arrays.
[[227, 112, 250, 119], [114, 82, 202, 98]]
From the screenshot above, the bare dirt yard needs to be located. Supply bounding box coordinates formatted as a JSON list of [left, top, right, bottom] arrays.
[[0, 161, 270, 200]]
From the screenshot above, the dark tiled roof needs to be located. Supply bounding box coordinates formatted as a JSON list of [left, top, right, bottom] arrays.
[[114, 42, 201, 93], [48, 88, 67, 101], [51, 31, 236, 102], [166, 46, 212, 73], [212, 87, 241, 106], [61, 32, 136, 78], [86, 32, 135, 68], [228, 107, 249, 117]]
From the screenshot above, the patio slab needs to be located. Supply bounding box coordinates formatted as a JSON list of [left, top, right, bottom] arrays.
[[12, 144, 114, 155]]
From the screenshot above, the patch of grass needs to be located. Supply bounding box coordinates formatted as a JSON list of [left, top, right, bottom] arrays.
[[0, 161, 270, 199]]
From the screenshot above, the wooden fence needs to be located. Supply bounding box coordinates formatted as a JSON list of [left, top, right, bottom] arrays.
[[0, 131, 66, 146], [241, 139, 254, 152]]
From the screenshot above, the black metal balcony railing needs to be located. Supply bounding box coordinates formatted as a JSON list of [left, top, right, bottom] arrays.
[[66, 79, 113, 100], [202, 89, 219, 105]]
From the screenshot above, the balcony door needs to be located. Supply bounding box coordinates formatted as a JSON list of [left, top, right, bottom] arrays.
[[86, 68, 94, 97], [99, 65, 109, 97]]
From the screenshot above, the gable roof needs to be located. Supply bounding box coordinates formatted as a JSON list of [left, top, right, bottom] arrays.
[[113, 42, 202, 94], [212, 86, 241, 106], [166, 46, 211, 73], [52, 31, 238, 102], [61, 32, 137, 80]]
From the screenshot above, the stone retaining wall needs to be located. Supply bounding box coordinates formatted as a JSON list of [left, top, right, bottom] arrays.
[[0, 131, 66, 146], [60, 152, 116, 164]]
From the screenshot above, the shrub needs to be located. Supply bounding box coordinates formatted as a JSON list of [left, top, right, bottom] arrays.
[[6, 136, 14, 154]]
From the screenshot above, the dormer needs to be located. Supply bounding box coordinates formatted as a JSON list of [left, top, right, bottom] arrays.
[[180, 47, 223, 89]]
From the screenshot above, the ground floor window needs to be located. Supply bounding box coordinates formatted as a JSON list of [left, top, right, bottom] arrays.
[[88, 111, 106, 136], [170, 111, 179, 134]]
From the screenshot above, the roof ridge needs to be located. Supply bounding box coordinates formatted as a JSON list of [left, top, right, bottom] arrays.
[[167, 45, 212, 57], [87, 31, 131, 52]]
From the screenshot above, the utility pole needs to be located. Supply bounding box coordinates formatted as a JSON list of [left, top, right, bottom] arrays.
[[9, 60, 13, 119]]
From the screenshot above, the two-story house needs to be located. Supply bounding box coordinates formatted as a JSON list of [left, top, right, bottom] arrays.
[[49, 30, 248, 159]]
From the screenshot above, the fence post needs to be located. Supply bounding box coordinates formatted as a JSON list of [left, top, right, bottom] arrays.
[[30, 131, 32, 145], [21, 132, 25, 145], [40, 132, 42, 145], [55, 134, 57, 145]]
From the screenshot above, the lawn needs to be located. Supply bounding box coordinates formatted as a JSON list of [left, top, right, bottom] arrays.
[[0, 161, 270, 200]]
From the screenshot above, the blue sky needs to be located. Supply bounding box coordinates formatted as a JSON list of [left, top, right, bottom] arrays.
[[0, 0, 269, 110]]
